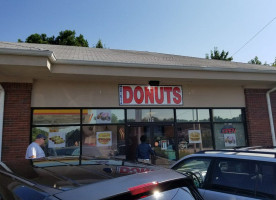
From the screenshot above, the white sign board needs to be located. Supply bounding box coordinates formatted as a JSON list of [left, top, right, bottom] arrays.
[[119, 85, 182, 105]]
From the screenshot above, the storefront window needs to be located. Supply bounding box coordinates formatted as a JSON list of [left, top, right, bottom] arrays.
[[176, 109, 210, 122], [30, 107, 247, 162], [177, 124, 213, 159], [32, 126, 80, 157], [82, 109, 125, 124], [152, 126, 176, 165], [213, 123, 246, 149], [33, 109, 81, 125], [213, 109, 242, 122], [82, 125, 125, 159], [127, 109, 174, 122]]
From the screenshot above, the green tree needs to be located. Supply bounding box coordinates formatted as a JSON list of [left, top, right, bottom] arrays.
[[54, 30, 89, 47], [20, 30, 89, 47], [95, 39, 103, 48], [206, 47, 233, 61], [25, 33, 48, 44], [248, 56, 262, 65], [272, 57, 276, 67]]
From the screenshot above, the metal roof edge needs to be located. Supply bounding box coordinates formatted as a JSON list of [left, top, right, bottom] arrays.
[[55, 59, 276, 74], [0, 48, 56, 62]]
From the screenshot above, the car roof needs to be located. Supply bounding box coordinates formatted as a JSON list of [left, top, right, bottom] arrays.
[[0, 158, 200, 200], [54, 168, 193, 200], [172, 147, 276, 167]]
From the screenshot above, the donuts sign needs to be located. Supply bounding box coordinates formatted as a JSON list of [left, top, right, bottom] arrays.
[[119, 85, 182, 105]]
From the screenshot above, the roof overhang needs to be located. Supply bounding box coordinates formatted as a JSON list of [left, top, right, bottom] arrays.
[[1, 47, 276, 87]]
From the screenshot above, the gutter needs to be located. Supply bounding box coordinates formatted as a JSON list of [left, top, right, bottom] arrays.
[[1, 47, 276, 75], [266, 87, 276, 146], [55, 59, 276, 74], [0, 48, 56, 62], [0, 84, 4, 161]]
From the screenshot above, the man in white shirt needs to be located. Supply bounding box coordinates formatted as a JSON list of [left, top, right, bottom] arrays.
[[25, 134, 47, 159]]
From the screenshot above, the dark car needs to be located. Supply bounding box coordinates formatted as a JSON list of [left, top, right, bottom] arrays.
[[0, 156, 203, 200]]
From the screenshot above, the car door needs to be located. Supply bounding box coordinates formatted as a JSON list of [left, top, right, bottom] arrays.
[[254, 161, 276, 199], [171, 156, 213, 198], [203, 158, 260, 200]]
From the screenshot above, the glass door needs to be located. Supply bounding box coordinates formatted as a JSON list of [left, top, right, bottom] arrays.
[[126, 125, 176, 167]]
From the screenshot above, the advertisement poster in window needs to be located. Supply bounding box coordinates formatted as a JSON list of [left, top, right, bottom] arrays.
[[96, 110, 111, 124], [188, 130, 202, 143], [161, 140, 168, 150], [48, 128, 66, 148], [96, 131, 112, 147], [224, 134, 236, 147]]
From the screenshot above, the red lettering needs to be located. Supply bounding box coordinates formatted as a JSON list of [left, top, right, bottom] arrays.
[[123, 86, 133, 104], [130, 168, 140, 173], [140, 168, 151, 172], [164, 87, 172, 104], [119, 166, 129, 174], [134, 86, 144, 104], [145, 86, 154, 104], [155, 87, 164, 104], [221, 128, 236, 134], [173, 87, 182, 104]]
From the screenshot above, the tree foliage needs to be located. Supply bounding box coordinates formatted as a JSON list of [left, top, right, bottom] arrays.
[[272, 57, 276, 67], [248, 56, 262, 65], [206, 47, 233, 61], [95, 39, 103, 48], [21, 30, 89, 47]]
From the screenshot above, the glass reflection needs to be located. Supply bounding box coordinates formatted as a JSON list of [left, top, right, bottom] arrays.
[[176, 109, 210, 122], [32, 126, 80, 157], [127, 109, 174, 122], [82, 125, 125, 159], [213, 109, 242, 122]]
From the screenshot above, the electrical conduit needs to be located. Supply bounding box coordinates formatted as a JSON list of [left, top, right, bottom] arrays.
[[266, 87, 276, 146], [0, 84, 4, 161]]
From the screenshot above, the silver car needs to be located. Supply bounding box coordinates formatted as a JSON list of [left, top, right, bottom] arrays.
[[171, 147, 276, 200], [0, 156, 203, 200]]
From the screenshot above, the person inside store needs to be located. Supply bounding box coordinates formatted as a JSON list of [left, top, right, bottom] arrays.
[[136, 135, 155, 164], [25, 134, 47, 159]]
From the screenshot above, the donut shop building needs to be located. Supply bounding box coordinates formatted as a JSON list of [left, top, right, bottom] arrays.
[[1, 42, 276, 165]]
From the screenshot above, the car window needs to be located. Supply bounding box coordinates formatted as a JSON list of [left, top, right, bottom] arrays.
[[13, 185, 49, 200], [172, 157, 212, 188], [255, 161, 276, 199], [210, 158, 256, 197]]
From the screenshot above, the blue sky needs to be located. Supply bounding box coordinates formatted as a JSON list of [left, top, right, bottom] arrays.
[[1, 0, 276, 64]]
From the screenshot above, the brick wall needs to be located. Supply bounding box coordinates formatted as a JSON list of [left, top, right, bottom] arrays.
[[244, 89, 276, 146], [1, 83, 32, 161]]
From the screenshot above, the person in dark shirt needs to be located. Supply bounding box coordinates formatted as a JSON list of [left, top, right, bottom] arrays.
[[136, 135, 155, 164]]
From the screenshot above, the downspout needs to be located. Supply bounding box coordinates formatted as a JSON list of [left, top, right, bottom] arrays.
[[266, 87, 276, 146], [0, 84, 4, 161]]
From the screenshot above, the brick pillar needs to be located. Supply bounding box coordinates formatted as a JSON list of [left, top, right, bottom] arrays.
[[244, 89, 276, 147], [1, 83, 32, 161]]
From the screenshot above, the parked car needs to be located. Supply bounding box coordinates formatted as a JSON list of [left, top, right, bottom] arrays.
[[171, 146, 276, 200], [0, 156, 203, 200], [48, 146, 80, 156]]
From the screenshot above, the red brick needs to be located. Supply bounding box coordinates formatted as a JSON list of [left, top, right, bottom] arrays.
[[1, 82, 32, 161], [244, 89, 276, 146]]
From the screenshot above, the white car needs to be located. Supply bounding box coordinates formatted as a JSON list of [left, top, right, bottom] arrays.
[[171, 147, 276, 200]]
